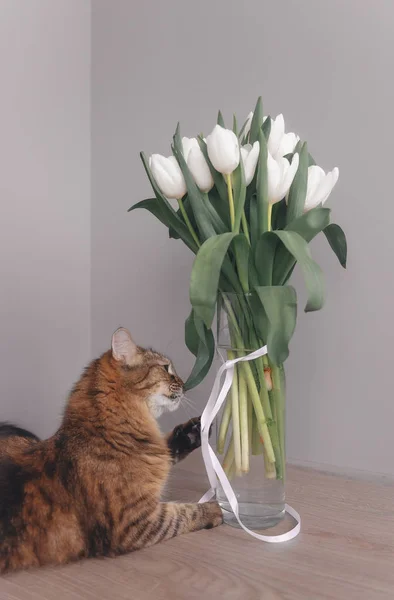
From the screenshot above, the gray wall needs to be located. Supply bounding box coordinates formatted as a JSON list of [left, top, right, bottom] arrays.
[[92, 0, 394, 476], [0, 1, 91, 438], [2, 0, 390, 476]]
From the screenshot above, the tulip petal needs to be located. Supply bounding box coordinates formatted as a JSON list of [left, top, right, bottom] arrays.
[[182, 137, 199, 161], [187, 147, 214, 192], [206, 124, 240, 175], [243, 112, 253, 137], [150, 154, 187, 200], [304, 165, 325, 211], [316, 168, 339, 205], [267, 152, 282, 203], [277, 153, 299, 200], [268, 114, 285, 157], [241, 141, 260, 185], [277, 132, 300, 157]]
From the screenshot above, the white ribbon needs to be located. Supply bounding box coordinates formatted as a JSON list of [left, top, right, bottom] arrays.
[[198, 345, 301, 543]]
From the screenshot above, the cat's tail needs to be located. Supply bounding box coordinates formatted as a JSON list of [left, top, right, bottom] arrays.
[[0, 422, 40, 442]]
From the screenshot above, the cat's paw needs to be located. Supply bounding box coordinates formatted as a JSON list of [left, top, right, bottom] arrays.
[[182, 417, 202, 449], [168, 417, 212, 463], [173, 417, 202, 451], [202, 501, 224, 529]]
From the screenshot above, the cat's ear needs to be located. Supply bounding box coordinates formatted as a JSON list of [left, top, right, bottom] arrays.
[[111, 328, 138, 365]]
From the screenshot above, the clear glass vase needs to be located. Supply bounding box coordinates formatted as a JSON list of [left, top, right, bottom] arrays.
[[215, 292, 286, 529]]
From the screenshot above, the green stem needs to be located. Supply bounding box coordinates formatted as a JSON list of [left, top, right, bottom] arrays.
[[248, 394, 253, 455], [178, 198, 200, 248], [270, 363, 285, 480], [221, 294, 276, 464], [238, 367, 249, 473], [226, 457, 235, 481], [228, 351, 242, 475], [226, 173, 235, 230], [223, 434, 235, 473], [267, 203, 273, 232], [217, 396, 232, 454], [278, 364, 287, 480], [263, 445, 276, 479], [252, 415, 264, 455], [240, 362, 275, 464], [241, 212, 251, 244]]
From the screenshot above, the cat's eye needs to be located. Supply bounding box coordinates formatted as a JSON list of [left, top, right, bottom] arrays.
[[163, 363, 174, 375]]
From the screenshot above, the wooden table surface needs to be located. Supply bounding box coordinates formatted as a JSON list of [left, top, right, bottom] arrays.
[[1, 453, 393, 600]]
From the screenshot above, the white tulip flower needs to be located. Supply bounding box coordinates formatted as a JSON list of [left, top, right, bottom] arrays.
[[267, 152, 299, 204], [266, 114, 300, 159], [149, 154, 186, 200], [240, 141, 260, 185], [181, 136, 199, 160], [242, 111, 254, 138], [304, 166, 339, 212], [206, 125, 240, 175], [187, 146, 214, 192]]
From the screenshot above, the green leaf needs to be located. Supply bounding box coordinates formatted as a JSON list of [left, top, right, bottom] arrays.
[[274, 207, 331, 284], [247, 290, 269, 342], [232, 114, 238, 135], [185, 310, 199, 356], [184, 312, 215, 390], [256, 128, 269, 236], [128, 197, 168, 227], [217, 110, 225, 127], [249, 194, 259, 247], [248, 254, 260, 289], [286, 142, 309, 224], [293, 140, 303, 155], [286, 207, 331, 241], [238, 115, 250, 144], [232, 153, 247, 233], [201, 193, 227, 233], [190, 233, 237, 328], [272, 199, 287, 231], [255, 232, 277, 286], [262, 116, 271, 140], [250, 96, 263, 144], [232, 234, 250, 292], [173, 122, 182, 151], [169, 196, 198, 240], [138, 152, 198, 252], [323, 223, 347, 268], [308, 153, 316, 166], [254, 286, 297, 365], [207, 188, 230, 228], [285, 147, 315, 167], [197, 138, 227, 203], [258, 230, 325, 312]]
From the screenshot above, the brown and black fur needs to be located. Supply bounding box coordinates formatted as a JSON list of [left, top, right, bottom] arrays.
[[0, 328, 222, 574]]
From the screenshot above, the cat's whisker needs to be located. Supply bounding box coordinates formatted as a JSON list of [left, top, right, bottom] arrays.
[[181, 397, 196, 414], [182, 395, 197, 410], [180, 401, 194, 420]]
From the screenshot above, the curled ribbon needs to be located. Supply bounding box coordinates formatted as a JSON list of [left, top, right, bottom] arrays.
[[198, 345, 301, 543]]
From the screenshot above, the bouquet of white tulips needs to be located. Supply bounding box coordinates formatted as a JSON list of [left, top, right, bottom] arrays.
[[129, 97, 347, 481]]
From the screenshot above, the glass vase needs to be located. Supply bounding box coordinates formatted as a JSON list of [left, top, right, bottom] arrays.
[[215, 292, 286, 529]]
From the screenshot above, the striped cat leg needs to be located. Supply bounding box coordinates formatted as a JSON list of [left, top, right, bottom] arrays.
[[166, 417, 202, 464], [117, 501, 223, 552]]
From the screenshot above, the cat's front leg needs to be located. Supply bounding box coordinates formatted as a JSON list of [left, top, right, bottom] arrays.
[[117, 501, 223, 554], [166, 417, 202, 464]]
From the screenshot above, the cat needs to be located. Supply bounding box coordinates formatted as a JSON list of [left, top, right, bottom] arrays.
[[0, 327, 222, 573]]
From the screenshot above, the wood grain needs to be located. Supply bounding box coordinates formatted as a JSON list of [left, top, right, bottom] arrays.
[[1, 452, 393, 600]]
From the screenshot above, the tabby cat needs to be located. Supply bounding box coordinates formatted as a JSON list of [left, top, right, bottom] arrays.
[[0, 328, 222, 573]]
